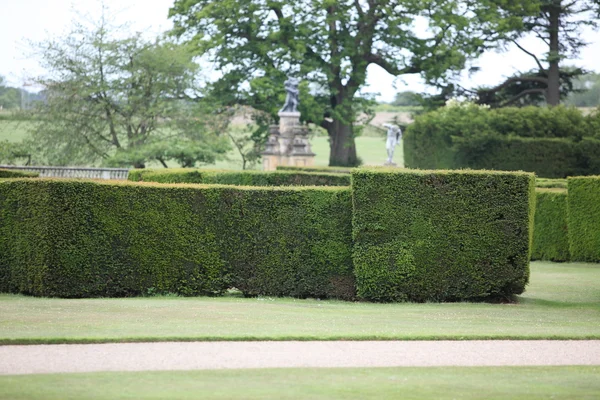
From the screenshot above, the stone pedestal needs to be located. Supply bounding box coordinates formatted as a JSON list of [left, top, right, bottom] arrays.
[[262, 112, 315, 171]]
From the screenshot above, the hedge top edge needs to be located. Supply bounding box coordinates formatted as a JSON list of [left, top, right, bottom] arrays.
[[0, 177, 351, 192]]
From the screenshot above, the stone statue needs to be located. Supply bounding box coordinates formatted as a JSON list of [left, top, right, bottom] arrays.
[[280, 77, 300, 113], [383, 123, 402, 165]]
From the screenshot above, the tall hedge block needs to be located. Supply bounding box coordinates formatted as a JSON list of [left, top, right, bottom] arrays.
[[128, 169, 351, 187], [352, 169, 535, 302], [567, 176, 600, 262], [0, 179, 353, 298], [531, 189, 570, 262]]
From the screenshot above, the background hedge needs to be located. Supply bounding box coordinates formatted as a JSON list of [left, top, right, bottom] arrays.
[[531, 189, 570, 262], [352, 169, 535, 302], [0, 179, 354, 299], [0, 169, 39, 178], [276, 166, 354, 174], [567, 176, 600, 262], [404, 105, 600, 178], [128, 168, 351, 186]]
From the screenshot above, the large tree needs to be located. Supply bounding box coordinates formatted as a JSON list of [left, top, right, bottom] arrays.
[[476, 0, 600, 106], [169, 0, 527, 166], [28, 15, 229, 168]]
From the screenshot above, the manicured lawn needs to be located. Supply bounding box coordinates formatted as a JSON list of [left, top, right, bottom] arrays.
[[311, 136, 403, 167], [0, 262, 598, 344], [0, 366, 598, 400]]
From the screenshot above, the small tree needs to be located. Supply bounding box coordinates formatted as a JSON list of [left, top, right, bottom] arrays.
[[28, 14, 229, 168]]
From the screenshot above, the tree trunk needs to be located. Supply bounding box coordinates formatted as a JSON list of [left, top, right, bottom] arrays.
[[327, 119, 359, 167], [546, 2, 561, 106]]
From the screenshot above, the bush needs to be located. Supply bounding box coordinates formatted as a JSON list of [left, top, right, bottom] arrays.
[[404, 104, 600, 178], [0, 179, 354, 298], [128, 168, 351, 186], [567, 176, 600, 262], [531, 189, 570, 262], [0, 169, 39, 178], [276, 166, 354, 174], [352, 168, 535, 302], [536, 178, 567, 189]]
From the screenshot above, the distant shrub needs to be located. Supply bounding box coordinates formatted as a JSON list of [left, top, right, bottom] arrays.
[[128, 169, 351, 186], [404, 105, 600, 178], [276, 166, 354, 174], [531, 189, 570, 262], [352, 168, 535, 302]]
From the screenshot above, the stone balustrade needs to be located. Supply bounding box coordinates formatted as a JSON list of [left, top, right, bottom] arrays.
[[0, 165, 129, 180]]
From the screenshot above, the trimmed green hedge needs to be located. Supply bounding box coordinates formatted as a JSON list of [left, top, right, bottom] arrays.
[[352, 169, 535, 302], [128, 168, 351, 186], [567, 176, 600, 262], [276, 166, 354, 174], [0, 179, 353, 299], [404, 105, 600, 178], [531, 189, 570, 262], [0, 169, 39, 178], [536, 178, 567, 189]]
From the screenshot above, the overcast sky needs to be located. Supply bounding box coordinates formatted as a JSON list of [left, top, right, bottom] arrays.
[[2, 0, 599, 102]]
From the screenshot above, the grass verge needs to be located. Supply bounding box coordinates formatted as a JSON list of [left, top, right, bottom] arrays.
[[0, 262, 598, 344], [0, 366, 598, 400]]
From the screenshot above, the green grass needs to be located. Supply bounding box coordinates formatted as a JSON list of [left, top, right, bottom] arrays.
[[0, 262, 598, 344], [311, 136, 404, 167], [0, 120, 30, 143], [0, 367, 598, 399]]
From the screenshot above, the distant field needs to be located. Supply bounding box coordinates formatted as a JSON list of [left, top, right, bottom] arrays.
[[0, 120, 30, 143]]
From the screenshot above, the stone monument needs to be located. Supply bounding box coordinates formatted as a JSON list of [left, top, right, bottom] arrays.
[[262, 77, 315, 171]]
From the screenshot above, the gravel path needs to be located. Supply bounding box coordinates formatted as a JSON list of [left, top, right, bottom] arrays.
[[1, 340, 600, 375]]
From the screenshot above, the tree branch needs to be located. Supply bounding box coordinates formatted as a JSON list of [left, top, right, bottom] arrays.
[[511, 39, 547, 73], [500, 88, 547, 107]]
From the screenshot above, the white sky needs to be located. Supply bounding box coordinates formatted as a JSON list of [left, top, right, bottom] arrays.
[[1, 0, 599, 102]]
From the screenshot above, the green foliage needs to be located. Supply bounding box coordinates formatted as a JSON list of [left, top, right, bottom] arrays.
[[276, 166, 354, 174], [0, 169, 38, 178], [168, 0, 530, 166], [535, 178, 567, 189], [0, 179, 353, 299], [531, 189, 570, 262], [128, 169, 351, 186], [567, 176, 600, 262], [0, 140, 33, 165], [405, 104, 600, 178], [27, 14, 229, 168], [352, 169, 535, 302], [0, 77, 21, 110], [391, 91, 423, 107]]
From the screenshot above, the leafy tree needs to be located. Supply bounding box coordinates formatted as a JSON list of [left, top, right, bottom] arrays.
[[169, 0, 528, 166], [28, 15, 229, 168], [392, 91, 422, 107], [477, 0, 600, 106], [0, 77, 21, 110]]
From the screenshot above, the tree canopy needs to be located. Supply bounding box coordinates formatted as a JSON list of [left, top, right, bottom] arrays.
[[27, 15, 229, 168], [169, 0, 529, 166], [475, 0, 600, 107]]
